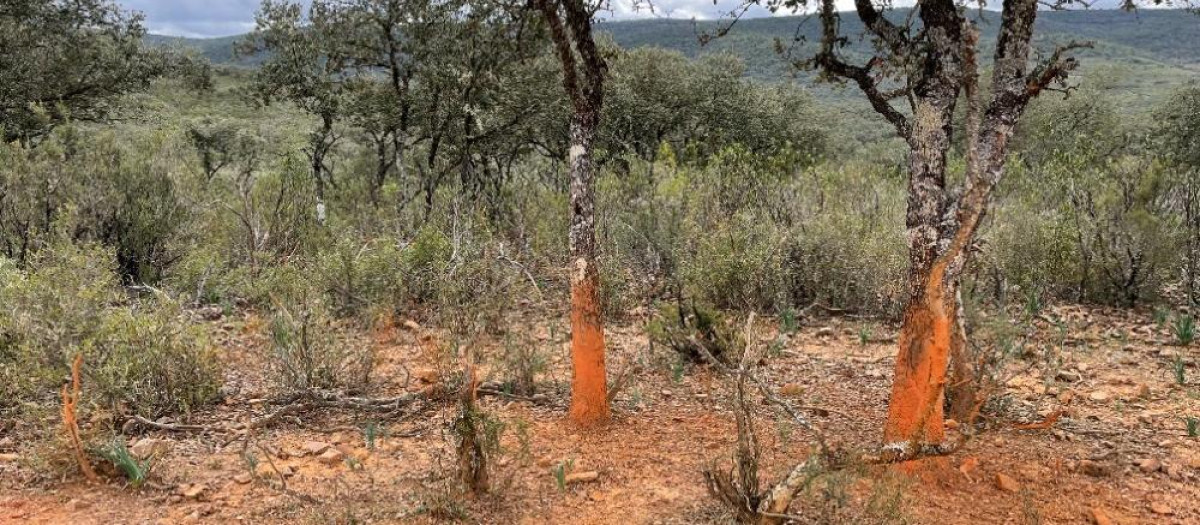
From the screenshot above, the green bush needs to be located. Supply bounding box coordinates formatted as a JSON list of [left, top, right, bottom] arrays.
[[268, 296, 374, 392], [0, 235, 221, 418]]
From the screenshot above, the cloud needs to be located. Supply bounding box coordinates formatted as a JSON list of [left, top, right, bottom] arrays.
[[121, 0, 879, 38], [120, 0, 277, 38]]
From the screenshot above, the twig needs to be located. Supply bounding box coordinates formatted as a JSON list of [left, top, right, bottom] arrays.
[[131, 416, 217, 433]]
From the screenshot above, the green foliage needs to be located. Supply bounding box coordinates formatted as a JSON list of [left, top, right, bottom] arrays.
[[1186, 416, 1199, 438], [1174, 314, 1196, 346], [647, 301, 740, 365], [551, 458, 575, 492], [0, 234, 221, 418], [96, 439, 152, 488], [498, 332, 549, 396], [0, 129, 187, 283], [1172, 354, 1187, 385], [268, 297, 374, 392], [0, 0, 192, 143]]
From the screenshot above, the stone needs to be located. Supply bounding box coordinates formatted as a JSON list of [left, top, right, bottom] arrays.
[[1149, 502, 1173, 515], [944, 419, 960, 430], [130, 438, 171, 459], [64, 499, 88, 512], [402, 319, 421, 331], [815, 327, 835, 338], [0, 453, 19, 462], [780, 383, 804, 396], [300, 441, 331, 456], [181, 484, 206, 499], [1078, 460, 1111, 478], [1137, 458, 1162, 473], [564, 471, 600, 484], [995, 473, 1021, 493], [1056, 370, 1082, 383], [1088, 391, 1110, 402], [233, 473, 253, 484], [1089, 507, 1113, 525], [1058, 390, 1075, 404], [318, 448, 345, 465]]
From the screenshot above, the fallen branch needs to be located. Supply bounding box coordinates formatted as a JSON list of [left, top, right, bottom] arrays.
[[128, 389, 428, 442]]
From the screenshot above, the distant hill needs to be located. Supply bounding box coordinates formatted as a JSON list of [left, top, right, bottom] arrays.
[[148, 8, 1199, 107], [145, 34, 250, 66]]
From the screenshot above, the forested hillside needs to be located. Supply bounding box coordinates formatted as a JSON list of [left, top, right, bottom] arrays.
[[154, 9, 1200, 88]]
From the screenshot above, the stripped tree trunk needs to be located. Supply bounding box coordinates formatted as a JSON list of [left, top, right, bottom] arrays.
[[567, 110, 609, 425], [809, 0, 1088, 450], [536, 0, 610, 426]]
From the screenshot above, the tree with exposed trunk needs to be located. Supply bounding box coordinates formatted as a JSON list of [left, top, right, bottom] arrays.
[[534, 0, 610, 426], [723, 0, 1194, 456]]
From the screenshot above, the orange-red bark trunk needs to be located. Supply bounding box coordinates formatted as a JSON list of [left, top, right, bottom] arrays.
[[884, 271, 952, 447], [568, 263, 609, 426]]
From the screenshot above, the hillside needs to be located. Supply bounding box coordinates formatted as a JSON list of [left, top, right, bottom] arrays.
[[154, 9, 1200, 77]]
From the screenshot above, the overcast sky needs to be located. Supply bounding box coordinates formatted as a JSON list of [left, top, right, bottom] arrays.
[[118, 0, 846, 38]]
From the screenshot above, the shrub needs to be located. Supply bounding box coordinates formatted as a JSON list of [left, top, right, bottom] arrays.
[[267, 296, 374, 392], [0, 234, 221, 419], [647, 301, 741, 364]]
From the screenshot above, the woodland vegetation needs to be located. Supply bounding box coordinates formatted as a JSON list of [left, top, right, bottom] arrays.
[[1, 0, 1199, 523]]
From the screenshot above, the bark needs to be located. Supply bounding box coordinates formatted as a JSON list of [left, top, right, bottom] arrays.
[[819, 0, 1073, 446], [565, 104, 608, 427], [538, 0, 610, 426]]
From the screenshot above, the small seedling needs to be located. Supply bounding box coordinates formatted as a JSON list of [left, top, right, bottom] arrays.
[[1173, 354, 1187, 386], [552, 458, 575, 491], [1024, 288, 1042, 318], [1173, 314, 1196, 346], [628, 387, 643, 408], [1153, 308, 1170, 329], [858, 326, 872, 346], [1186, 416, 1198, 438], [670, 358, 686, 384], [780, 307, 799, 335], [98, 439, 152, 488], [767, 337, 785, 358], [362, 420, 382, 451]]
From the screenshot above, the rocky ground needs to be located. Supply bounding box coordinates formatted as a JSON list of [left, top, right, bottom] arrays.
[[1, 304, 1197, 524]]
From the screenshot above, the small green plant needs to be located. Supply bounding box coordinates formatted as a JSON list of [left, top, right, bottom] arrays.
[[362, 420, 382, 451], [1173, 314, 1196, 346], [499, 333, 548, 396], [1024, 287, 1042, 318], [1153, 308, 1170, 329], [646, 301, 740, 364], [268, 296, 374, 391], [1173, 354, 1187, 385], [627, 386, 644, 408], [241, 450, 259, 473], [1185, 416, 1198, 438], [780, 307, 799, 335], [97, 439, 152, 488], [670, 358, 686, 384], [767, 337, 786, 358], [858, 326, 872, 346], [552, 458, 575, 492]]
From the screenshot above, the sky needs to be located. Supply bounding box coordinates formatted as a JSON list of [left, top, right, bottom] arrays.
[[118, 0, 840, 38], [119, 0, 1136, 39]]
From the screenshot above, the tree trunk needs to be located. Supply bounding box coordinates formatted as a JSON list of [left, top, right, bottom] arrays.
[[883, 93, 958, 449], [567, 111, 609, 426]]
